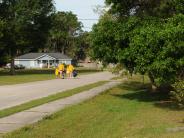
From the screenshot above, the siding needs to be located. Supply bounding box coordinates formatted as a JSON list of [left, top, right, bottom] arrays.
[[15, 59, 72, 69], [59, 60, 71, 65], [15, 60, 32, 68]]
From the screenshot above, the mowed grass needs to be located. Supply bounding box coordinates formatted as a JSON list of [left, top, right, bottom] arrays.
[[0, 81, 107, 118], [0, 68, 101, 85], [3, 76, 184, 138]]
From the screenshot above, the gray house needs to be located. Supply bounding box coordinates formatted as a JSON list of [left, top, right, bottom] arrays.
[[14, 53, 72, 68]]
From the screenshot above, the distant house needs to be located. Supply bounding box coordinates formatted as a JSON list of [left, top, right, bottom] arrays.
[[14, 53, 72, 68]]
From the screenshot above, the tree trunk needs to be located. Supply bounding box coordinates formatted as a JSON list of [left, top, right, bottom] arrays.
[[62, 46, 65, 54], [148, 72, 157, 92], [10, 56, 15, 75], [142, 75, 145, 85]]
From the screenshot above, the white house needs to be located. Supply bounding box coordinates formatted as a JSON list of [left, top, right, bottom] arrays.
[[14, 53, 72, 68]]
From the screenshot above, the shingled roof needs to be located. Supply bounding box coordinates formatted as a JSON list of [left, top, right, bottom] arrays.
[[15, 53, 72, 60]]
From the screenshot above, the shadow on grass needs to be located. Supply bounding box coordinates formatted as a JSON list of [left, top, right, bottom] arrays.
[[112, 81, 182, 111]]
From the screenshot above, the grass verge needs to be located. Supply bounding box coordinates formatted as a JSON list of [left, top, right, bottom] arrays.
[[0, 81, 108, 119], [0, 68, 102, 86], [3, 75, 184, 138]]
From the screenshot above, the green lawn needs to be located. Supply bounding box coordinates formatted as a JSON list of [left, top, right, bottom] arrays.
[[0, 81, 107, 118], [3, 76, 184, 138], [0, 68, 101, 85]]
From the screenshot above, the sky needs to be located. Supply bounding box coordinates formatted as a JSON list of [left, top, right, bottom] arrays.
[[54, 0, 105, 31]]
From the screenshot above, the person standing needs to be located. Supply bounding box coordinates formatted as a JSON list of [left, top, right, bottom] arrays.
[[58, 63, 65, 79], [55, 67, 59, 79], [68, 64, 74, 78], [66, 65, 70, 78]]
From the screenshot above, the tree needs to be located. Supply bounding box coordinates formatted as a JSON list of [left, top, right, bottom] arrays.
[[48, 11, 82, 55], [90, 1, 184, 91], [125, 15, 184, 89], [72, 32, 90, 61], [105, 0, 183, 18], [0, 0, 54, 74], [0, 20, 7, 66], [90, 14, 119, 64]]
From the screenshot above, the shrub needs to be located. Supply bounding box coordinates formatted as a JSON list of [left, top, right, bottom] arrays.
[[110, 63, 124, 75], [171, 80, 184, 107]]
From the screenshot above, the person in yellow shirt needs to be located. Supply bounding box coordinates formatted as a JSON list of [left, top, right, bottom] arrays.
[[66, 65, 70, 78], [55, 67, 59, 79], [68, 64, 74, 78], [58, 64, 65, 79]]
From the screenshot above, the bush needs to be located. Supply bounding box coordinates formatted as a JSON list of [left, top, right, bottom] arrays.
[[110, 63, 123, 75], [171, 80, 184, 107]]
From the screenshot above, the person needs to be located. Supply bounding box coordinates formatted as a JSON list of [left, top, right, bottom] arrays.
[[66, 65, 70, 78], [55, 67, 59, 79], [68, 64, 74, 78], [58, 63, 65, 79], [73, 69, 78, 78]]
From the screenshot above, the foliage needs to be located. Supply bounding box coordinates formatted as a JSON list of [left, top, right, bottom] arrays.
[[90, 0, 184, 90], [128, 14, 184, 86], [110, 63, 124, 75], [105, 0, 184, 18], [48, 11, 82, 54], [0, 1, 89, 70], [0, 0, 55, 74], [47, 11, 89, 60], [72, 32, 90, 60], [171, 80, 184, 107], [0, 20, 4, 39], [90, 14, 119, 64]]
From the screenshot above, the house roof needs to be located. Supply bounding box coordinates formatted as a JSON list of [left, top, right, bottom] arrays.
[[15, 53, 72, 60]]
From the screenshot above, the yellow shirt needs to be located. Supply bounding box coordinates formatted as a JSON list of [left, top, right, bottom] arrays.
[[58, 64, 64, 71], [55, 68, 59, 76], [66, 66, 70, 74], [69, 65, 74, 72]]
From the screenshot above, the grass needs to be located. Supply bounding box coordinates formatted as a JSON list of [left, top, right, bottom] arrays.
[[0, 68, 101, 85], [110, 76, 122, 80], [2, 75, 184, 138], [0, 81, 108, 119]]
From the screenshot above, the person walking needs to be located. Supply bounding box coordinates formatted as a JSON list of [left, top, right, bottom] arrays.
[[55, 67, 59, 79], [68, 64, 74, 78], [58, 63, 65, 79], [66, 65, 70, 78]]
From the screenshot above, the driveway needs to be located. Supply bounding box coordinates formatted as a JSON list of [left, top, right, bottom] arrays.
[[0, 72, 115, 110]]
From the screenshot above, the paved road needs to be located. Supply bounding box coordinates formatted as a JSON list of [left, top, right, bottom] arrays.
[[0, 81, 121, 133], [0, 72, 115, 110]]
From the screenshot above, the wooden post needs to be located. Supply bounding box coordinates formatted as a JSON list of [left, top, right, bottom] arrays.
[[48, 60, 50, 68]]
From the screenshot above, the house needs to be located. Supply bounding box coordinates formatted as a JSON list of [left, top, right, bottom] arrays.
[[14, 53, 72, 68]]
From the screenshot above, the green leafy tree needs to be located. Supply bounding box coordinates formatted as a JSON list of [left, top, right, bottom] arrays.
[[171, 80, 184, 107], [105, 0, 183, 17], [72, 32, 90, 61], [127, 15, 184, 88], [90, 14, 119, 64], [0, 20, 7, 65], [48, 11, 82, 55], [0, 0, 54, 74], [90, 0, 184, 91]]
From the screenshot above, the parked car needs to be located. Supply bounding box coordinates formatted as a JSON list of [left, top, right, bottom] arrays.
[[14, 64, 25, 69], [4, 63, 25, 70], [4, 63, 11, 69]]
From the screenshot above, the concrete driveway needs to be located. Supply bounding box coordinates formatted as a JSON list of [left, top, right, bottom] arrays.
[[0, 72, 115, 110]]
